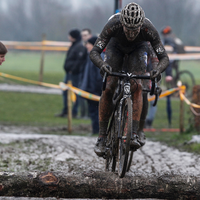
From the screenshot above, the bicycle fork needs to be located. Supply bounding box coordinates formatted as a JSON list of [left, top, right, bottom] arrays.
[[117, 82, 135, 143]]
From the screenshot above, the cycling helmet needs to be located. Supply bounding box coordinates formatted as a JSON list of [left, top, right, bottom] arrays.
[[120, 2, 145, 30]]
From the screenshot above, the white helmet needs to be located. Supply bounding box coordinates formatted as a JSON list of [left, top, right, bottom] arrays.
[[120, 2, 145, 30]]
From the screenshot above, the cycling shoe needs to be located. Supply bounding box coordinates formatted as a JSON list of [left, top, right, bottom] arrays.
[[94, 137, 107, 157], [137, 131, 146, 146], [130, 134, 141, 150]]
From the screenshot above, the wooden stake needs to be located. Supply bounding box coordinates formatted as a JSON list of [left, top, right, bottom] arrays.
[[67, 80, 72, 133], [180, 96, 184, 133], [39, 33, 46, 83]]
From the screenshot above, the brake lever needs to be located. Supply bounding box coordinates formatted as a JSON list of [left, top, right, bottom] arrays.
[[102, 71, 107, 91], [150, 73, 156, 96], [152, 77, 159, 106]]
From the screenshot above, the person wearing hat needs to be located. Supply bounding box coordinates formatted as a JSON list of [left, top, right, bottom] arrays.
[[55, 29, 87, 118], [81, 36, 105, 135], [161, 26, 185, 127]]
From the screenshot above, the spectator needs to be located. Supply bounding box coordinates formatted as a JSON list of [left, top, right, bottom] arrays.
[[161, 26, 185, 84], [78, 28, 93, 119], [81, 36, 104, 135], [161, 26, 185, 127], [0, 42, 7, 65], [55, 29, 87, 118], [81, 28, 92, 45]]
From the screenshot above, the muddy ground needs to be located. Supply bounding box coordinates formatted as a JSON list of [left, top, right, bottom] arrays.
[[0, 124, 175, 200], [0, 124, 200, 176], [0, 85, 199, 199]]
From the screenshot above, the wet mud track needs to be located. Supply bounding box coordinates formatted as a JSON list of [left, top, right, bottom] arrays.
[[0, 128, 199, 177]]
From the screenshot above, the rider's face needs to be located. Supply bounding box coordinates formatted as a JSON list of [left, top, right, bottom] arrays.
[[123, 25, 141, 41]]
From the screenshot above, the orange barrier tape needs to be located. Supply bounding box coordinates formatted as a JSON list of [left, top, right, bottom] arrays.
[[2, 40, 200, 54], [0, 72, 60, 89], [168, 53, 200, 60], [179, 91, 200, 109], [59, 82, 100, 101], [1, 71, 200, 110], [165, 45, 200, 52], [148, 87, 180, 101], [7, 45, 69, 51], [144, 128, 180, 132]]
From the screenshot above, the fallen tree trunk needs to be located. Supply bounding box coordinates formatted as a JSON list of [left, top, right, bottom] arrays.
[[0, 171, 199, 199]]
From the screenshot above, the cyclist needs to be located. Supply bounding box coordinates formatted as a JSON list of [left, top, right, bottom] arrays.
[[90, 2, 169, 157]]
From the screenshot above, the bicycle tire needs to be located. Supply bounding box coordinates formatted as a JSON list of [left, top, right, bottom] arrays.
[[177, 70, 196, 97], [118, 98, 132, 178], [126, 150, 134, 172], [105, 111, 118, 172]]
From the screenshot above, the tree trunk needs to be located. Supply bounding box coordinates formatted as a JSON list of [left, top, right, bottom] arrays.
[[0, 171, 200, 199]]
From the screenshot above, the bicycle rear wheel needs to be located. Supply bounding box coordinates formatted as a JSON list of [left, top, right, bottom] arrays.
[[118, 98, 132, 178], [105, 111, 118, 172], [177, 70, 196, 97]]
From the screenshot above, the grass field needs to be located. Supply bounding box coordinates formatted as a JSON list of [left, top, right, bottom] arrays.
[[0, 50, 200, 151], [0, 51, 66, 85]]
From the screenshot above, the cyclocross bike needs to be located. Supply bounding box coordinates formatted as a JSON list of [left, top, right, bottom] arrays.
[[102, 69, 159, 178]]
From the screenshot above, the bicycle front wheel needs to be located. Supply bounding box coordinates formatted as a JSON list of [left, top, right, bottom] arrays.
[[105, 111, 118, 172], [118, 98, 132, 178], [126, 150, 134, 172]]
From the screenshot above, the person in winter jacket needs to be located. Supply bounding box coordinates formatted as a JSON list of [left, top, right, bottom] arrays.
[[81, 36, 104, 134], [55, 29, 87, 117]]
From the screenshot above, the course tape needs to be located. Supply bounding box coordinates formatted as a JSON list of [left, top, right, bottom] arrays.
[[1, 72, 200, 110], [179, 90, 200, 109], [0, 72, 100, 101]]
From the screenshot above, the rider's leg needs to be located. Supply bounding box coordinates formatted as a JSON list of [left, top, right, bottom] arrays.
[[130, 80, 143, 149], [94, 76, 118, 157], [128, 41, 149, 149], [137, 92, 148, 146], [94, 41, 123, 157]]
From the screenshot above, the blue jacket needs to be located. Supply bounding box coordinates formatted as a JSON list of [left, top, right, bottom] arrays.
[[81, 52, 105, 96]]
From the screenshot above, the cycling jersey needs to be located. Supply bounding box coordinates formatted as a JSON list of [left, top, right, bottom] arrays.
[[90, 13, 169, 74]]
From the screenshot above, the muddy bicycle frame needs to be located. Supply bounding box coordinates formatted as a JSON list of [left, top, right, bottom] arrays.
[[102, 70, 159, 177]]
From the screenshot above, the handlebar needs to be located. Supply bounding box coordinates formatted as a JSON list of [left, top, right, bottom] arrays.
[[102, 70, 159, 107]]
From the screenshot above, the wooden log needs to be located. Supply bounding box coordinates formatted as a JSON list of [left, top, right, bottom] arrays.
[[0, 171, 200, 199]]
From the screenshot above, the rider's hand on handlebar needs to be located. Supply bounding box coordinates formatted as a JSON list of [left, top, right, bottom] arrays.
[[100, 64, 112, 77], [150, 70, 161, 82]]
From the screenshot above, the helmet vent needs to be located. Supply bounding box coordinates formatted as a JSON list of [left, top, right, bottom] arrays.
[[120, 2, 145, 29]]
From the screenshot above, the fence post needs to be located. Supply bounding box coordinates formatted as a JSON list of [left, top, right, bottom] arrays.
[[67, 81, 72, 133], [180, 96, 184, 133], [192, 85, 200, 132], [178, 81, 185, 134], [39, 33, 46, 83]]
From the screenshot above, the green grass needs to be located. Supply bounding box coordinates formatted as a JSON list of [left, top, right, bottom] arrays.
[[0, 91, 90, 128], [180, 60, 200, 85], [0, 51, 66, 85]]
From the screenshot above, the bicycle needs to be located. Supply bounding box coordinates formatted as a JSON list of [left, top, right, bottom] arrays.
[[102, 70, 159, 178], [166, 60, 196, 97]]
